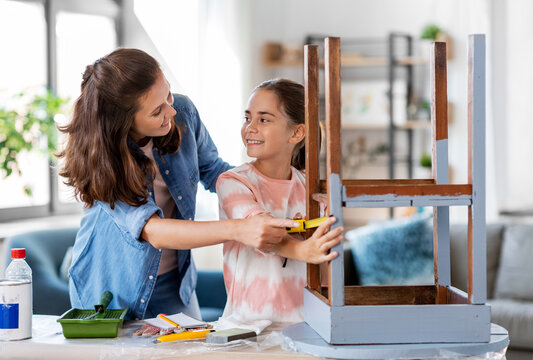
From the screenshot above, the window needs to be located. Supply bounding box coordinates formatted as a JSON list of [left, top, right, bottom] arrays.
[[0, 0, 120, 221], [55, 11, 117, 204], [0, 1, 48, 211]]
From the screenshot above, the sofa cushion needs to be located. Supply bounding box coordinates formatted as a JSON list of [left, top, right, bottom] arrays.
[[346, 213, 434, 285], [494, 224, 533, 300], [489, 298, 533, 350], [450, 223, 504, 298]]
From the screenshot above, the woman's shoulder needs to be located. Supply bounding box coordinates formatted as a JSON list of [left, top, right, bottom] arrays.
[[172, 93, 197, 115]]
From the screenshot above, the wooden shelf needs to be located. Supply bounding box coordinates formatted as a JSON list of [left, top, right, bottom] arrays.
[[264, 54, 428, 68], [341, 120, 430, 130]]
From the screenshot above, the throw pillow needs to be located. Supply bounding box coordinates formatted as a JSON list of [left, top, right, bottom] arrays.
[[494, 224, 533, 300], [346, 213, 434, 285]]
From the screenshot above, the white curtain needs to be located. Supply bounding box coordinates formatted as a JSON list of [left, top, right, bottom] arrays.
[[130, 0, 251, 270], [132, 0, 251, 221], [495, 0, 533, 213]]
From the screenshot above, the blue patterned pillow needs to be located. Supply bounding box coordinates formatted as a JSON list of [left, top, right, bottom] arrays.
[[346, 213, 434, 285]]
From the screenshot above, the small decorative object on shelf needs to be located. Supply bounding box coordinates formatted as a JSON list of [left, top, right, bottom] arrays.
[[263, 41, 302, 66], [420, 24, 453, 60]]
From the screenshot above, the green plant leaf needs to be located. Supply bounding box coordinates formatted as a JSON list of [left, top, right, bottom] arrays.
[[0, 89, 69, 195], [419, 152, 432, 168], [420, 24, 442, 41]]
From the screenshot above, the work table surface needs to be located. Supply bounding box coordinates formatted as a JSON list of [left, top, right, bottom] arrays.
[[0, 315, 316, 360]]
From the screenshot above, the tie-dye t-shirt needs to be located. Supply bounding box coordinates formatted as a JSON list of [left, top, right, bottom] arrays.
[[216, 162, 306, 323]]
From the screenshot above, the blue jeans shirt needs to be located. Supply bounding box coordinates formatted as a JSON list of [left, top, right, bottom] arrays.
[[68, 94, 232, 320]]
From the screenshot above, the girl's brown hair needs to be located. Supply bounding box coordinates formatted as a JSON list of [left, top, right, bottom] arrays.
[[57, 48, 180, 209], [254, 79, 306, 170]]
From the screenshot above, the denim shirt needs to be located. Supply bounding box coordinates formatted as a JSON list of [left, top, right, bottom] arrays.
[[68, 94, 232, 320]]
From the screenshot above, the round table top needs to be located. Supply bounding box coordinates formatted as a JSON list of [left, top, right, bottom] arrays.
[[283, 322, 509, 360]]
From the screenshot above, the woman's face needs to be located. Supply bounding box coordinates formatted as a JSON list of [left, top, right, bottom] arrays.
[[241, 89, 303, 164], [130, 71, 176, 144]]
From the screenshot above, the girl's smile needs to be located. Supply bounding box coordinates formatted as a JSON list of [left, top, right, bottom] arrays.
[[245, 139, 264, 146]]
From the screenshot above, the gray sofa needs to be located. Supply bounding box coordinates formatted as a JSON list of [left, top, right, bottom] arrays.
[[450, 223, 533, 359], [344, 221, 533, 359], [3, 228, 227, 321]]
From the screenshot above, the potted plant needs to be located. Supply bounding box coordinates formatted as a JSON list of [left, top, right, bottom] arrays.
[[0, 89, 68, 196], [420, 24, 453, 59], [418, 152, 432, 179]]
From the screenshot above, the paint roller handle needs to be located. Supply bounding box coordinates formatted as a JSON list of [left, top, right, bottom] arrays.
[[82, 291, 114, 320], [95, 291, 113, 313]]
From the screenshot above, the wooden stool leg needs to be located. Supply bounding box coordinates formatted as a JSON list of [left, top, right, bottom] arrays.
[[430, 42, 451, 304], [324, 37, 344, 306], [304, 44, 321, 293]]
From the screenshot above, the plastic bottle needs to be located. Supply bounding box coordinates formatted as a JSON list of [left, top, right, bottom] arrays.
[[5, 248, 32, 282]]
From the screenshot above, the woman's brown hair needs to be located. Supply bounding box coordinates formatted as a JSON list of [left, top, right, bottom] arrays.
[[254, 79, 306, 170], [57, 48, 180, 209]]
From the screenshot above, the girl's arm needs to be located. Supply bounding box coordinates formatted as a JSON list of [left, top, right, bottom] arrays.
[[141, 213, 299, 251], [271, 216, 344, 264]]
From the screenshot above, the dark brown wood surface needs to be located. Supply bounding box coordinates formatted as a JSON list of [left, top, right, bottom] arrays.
[[443, 285, 470, 304], [344, 184, 472, 198], [344, 285, 437, 306], [304, 44, 321, 292], [319, 179, 435, 193], [431, 42, 448, 143]]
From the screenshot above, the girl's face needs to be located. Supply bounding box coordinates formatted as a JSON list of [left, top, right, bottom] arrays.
[[130, 71, 177, 144], [241, 89, 304, 165]]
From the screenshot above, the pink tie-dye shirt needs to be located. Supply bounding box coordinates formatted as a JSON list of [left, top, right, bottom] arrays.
[[216, 162, 306, 323]]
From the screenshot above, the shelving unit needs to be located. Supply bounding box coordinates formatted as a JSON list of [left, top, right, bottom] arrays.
[[263, 33, 431, 180]]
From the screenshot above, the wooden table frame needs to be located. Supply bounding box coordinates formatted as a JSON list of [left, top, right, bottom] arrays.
[[302, 35, 489, 345]]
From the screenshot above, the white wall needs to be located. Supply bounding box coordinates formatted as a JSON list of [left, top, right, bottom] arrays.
[[117, 0, 525, 268], [249, 0, 497, 223], [120, 0, 183, 93], [120, 0, 251, 270], [504, 0, 533, 211]]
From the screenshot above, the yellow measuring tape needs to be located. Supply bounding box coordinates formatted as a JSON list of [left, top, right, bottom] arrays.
[[286, 216, 330, 233]]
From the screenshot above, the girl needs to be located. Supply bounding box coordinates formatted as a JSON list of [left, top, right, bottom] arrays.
[[217, 79, 343, 323], [57, 49, 301, 320]]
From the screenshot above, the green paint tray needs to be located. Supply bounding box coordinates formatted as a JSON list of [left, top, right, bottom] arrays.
[[57, 291, 128, 338]]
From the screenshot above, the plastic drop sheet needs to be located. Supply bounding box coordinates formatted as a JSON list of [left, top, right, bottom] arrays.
[[3, 316, 508, 360], [3, 316, 291, 360], [282, 331, 508, 360]]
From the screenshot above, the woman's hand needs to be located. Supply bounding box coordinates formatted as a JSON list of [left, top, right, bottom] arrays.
[[300, 216, 344, 264], [235, 213, 300, 252]]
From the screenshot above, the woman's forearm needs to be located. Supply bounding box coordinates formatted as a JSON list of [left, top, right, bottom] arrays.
[[141, 214, 242, 249], [141, 213, 299, 250]]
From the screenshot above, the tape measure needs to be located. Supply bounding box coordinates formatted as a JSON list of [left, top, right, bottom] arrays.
[[286, 216, 330, 233]]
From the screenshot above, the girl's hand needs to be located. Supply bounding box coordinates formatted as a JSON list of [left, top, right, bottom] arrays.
[[236, 213, 300, 252], [300, 216, 344, 264]]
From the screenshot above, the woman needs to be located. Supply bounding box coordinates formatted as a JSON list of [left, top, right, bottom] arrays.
[[58, 48, 300, 320]]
